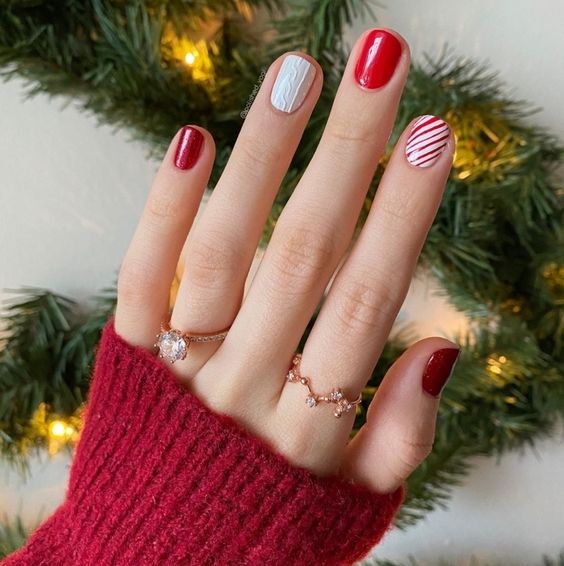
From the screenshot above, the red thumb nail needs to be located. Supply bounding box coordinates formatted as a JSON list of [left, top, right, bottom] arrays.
[[422, 348, 460, 397]]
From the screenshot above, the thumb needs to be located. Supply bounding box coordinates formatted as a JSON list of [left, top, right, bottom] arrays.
[[342, 338, 460, 494]]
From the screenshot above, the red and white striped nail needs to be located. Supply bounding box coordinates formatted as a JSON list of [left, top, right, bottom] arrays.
[[405, 115, 450, 168]]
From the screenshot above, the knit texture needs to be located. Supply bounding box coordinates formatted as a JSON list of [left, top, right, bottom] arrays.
[[3, 316, 405, 565]]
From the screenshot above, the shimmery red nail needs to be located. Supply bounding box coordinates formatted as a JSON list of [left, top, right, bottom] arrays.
[[354, 29, 402, 89], [421, 348, 460, 397], [174, 126, 204, 170]]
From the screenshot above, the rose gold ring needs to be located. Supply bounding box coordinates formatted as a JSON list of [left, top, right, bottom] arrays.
[[286, 353, 362, 418], [154, 321, 230, 364]]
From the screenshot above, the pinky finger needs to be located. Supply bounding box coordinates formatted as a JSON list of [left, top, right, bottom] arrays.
[[115, 126, 215, 348], [342, 338, 460, 494]]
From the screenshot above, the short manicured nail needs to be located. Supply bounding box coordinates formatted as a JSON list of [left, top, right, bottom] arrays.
[[422, 348, 460, 398], [174, 126, 204, 170], [405, 115, 450, 168], [271, 54, 316, 113], [354, 29, 402, 89]]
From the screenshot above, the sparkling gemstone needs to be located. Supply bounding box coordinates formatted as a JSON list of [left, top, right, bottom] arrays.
[[305, 395, 317, 408], [330, 388, 343, 402], [337, 399, 353, 413], [287, 369, 297, 382], [157, 331, 188, 363]]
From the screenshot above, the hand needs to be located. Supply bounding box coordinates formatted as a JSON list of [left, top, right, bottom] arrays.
[[114, 28, 458, 495]]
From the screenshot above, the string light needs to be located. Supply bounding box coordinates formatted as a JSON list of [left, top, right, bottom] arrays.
[[49, 421, 67, 438], [184, 51, 197, 66], [27, 403, 83, 456], [49, 420, 76, 439], [487, 354, 506, 383], [162, 27, 217, 84], [485, 353, 518, 390], [542, 262, 564, 293], [488, 364, 502, 375]]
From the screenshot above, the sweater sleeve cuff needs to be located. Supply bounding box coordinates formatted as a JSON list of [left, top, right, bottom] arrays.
[[9, 316, 405, 566]]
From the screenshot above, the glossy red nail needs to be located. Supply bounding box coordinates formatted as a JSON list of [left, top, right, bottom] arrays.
[[354, 29, 402, 89], [421, 348, 460, 398], [174, 126, 204, 170]]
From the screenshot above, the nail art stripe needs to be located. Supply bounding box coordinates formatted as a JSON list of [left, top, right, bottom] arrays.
[[271, 55, 316, 113], [405, 115, 450, 167]]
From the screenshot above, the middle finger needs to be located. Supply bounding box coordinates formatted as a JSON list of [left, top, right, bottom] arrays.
[[206, 29, 410, 393]]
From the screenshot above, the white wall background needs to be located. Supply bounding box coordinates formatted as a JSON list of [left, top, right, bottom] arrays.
[[1, 1, 563, 564]]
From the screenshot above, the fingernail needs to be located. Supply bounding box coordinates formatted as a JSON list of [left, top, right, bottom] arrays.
[[405, 115, 450, 168], [174, 126, 204, 170], [271, 54, 316, 113], [422, 348, 460, 398], [354, 29, 402, 89]]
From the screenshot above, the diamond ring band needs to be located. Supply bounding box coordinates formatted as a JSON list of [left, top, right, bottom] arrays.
[[155, 321, 230, 364]]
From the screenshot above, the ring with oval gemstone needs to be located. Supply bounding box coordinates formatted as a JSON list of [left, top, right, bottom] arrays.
[[286, 353, 362, 418], [154, 321, 230, 364]]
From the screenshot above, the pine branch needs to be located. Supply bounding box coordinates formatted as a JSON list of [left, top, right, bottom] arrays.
[[0, 286, 116, 460], [0, 516, 30, 559], [269, 0, 376, 59]]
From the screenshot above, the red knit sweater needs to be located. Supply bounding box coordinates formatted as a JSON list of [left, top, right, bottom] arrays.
[[3, 317, 405, 565]]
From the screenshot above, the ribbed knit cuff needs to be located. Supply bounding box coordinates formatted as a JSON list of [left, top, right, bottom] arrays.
[[4, 316, 405, 566]]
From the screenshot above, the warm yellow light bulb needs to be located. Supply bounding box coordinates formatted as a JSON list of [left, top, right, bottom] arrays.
[[50, 421, 67, 438], [184, 52, 197, 65]]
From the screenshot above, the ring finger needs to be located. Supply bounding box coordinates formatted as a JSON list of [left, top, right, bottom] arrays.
[[170, 52, 322, 379]]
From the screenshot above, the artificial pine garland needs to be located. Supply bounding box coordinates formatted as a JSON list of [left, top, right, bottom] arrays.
[[0, 0, 563, 534]]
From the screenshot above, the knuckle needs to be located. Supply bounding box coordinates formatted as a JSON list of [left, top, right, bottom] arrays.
[[146, 189, 182, 221], [268, 225, 337, 296], [186, 235, 243, 291], [381, 456, 407, 487], [378, 193, 419, 226], [237, 136, 282, 171], [332, 274, 398, 337], [393, 436, 434, 476], [325, 112, 382, 150], [117, 259, 155, 306]]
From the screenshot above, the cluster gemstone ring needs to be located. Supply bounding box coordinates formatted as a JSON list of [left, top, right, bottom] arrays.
[[286, 353, 362, 418]]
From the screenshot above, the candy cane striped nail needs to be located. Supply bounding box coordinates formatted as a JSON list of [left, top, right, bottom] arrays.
[[405, 115, 450, 168]]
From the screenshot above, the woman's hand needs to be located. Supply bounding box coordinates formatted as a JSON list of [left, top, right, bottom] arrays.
[[114, 28, 458, 495]]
